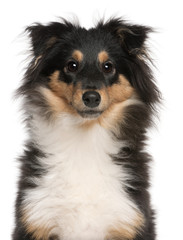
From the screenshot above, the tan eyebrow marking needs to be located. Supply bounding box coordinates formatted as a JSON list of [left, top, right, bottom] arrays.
[[98, 51, 109, 63], [72, 50, 83, 62]]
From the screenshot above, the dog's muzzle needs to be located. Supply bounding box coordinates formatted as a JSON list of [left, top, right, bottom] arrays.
[[76, 91, 102, 119]]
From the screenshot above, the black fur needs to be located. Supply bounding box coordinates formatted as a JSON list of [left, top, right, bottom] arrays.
[[13, 17, 160, 240]]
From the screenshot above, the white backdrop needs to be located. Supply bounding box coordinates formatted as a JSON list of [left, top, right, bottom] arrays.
[[1, 0, 183, 239]]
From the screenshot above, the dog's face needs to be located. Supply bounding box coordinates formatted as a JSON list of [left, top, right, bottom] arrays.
[[22, 18, 159, 128], [43, 36, 134, 120]]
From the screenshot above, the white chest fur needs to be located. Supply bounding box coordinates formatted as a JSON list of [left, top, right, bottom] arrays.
[[23, 114, 141, 240]]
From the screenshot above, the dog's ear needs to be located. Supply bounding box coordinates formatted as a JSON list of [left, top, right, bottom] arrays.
[[26, 21, 72, 57], [99, 18, 152, 55]]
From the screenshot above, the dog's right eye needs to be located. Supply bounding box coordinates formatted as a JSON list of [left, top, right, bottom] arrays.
[[102, 61, 114, 74], [66, 60, 79, 73]]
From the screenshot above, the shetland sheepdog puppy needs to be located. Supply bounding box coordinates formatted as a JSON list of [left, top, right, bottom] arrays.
[[13, 17, 160, 240]]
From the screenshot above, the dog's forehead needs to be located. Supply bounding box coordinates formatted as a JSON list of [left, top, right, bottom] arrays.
[[68, 28, 114, 62], [71, 48, 109, 64]]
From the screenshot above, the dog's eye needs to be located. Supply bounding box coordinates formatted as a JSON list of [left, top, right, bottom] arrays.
[[66, 60, 78, 73], [102, 61, 114, 74]]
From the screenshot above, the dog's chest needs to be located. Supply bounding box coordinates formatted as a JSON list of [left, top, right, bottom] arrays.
[[24, 118, 138, 239]]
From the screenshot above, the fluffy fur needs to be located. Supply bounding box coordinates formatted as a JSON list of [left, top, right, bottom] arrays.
[[13, 17, 160, 240]]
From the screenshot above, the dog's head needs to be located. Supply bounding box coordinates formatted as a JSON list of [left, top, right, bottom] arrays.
[[19, 18, 160, 130]]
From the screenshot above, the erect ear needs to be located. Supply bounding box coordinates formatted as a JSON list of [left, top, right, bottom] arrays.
[[26, 21, 72, 57], [99, 18, 152, 55]]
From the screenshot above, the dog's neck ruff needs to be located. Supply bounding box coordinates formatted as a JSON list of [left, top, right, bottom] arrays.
[[22, 113, 142, 239], [31, 113, 119, 154]]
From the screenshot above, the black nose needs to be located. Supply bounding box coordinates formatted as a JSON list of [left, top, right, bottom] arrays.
[[82, 91, 101, 108]]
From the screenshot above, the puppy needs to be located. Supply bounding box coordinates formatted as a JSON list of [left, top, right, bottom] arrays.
[[13, 17, 160, 240]]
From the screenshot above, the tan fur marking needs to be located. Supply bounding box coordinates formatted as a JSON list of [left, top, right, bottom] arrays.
[[106, 225, 136, 240], [106, 213, 144, 240], [98, 87, 110, 108], [72, 50, 83, 62], [25, 223, 54, 240], [98, 51, 109, 63], [43, 71, 77, 117], [71, 82, 86, 112], [108, 74, 134, 103], [49, 71, 73, 102], [40, 87, 76, 117], [21, 209, 56, 240], [98, 74, 135, 132], [72, 85, 83, 105]]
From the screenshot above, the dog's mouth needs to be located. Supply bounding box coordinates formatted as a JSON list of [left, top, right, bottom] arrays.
[[77, 110, 103, 119]]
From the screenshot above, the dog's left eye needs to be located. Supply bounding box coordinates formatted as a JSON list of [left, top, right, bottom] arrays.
[[102, 61, 114, 74], [66, 60, 79, 73]]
